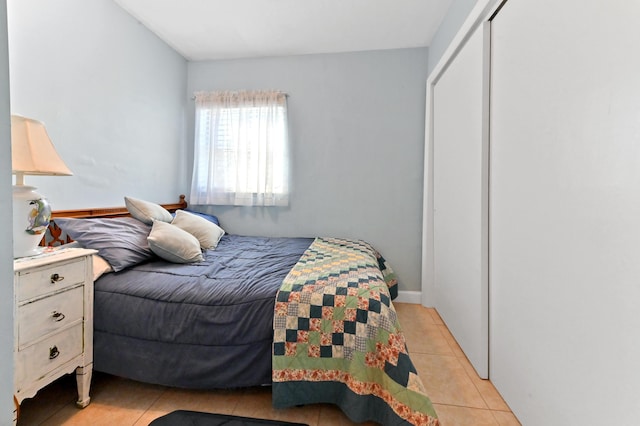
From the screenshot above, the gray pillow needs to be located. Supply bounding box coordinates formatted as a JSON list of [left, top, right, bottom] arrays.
[[53, 217, 153, 272], [171, 209, 225, 249], [147, 220, 204, 264], [125, 196, 173, 225]]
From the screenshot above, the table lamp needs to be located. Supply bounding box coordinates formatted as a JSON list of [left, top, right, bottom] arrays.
[[12, 115, 72, 258]]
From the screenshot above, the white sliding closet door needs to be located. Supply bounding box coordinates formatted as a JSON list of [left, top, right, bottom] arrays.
[[491, 0, 640, 423], [432, 23, 489, 378]]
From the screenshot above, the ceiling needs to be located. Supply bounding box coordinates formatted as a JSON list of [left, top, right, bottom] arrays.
[[113, 0, 453, 61]]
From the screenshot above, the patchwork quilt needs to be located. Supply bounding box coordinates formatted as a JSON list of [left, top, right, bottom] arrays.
[[272, 238, 439, 425]]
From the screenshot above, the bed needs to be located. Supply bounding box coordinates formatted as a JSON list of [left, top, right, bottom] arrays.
[[45, 196, 439, 426]]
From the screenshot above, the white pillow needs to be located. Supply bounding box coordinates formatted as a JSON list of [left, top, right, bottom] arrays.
[[147, 221, 204, 263], [171, 209, 225, 249], [125, 196, 173, 225], [92, 255, 113, 281]]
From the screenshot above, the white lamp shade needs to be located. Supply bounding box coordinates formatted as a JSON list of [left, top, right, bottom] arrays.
[[11, 115, 72, 177], [11, 114, 72, 257]]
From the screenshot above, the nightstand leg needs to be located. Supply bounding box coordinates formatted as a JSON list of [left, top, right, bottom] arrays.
[[75, 364, 93, 408]]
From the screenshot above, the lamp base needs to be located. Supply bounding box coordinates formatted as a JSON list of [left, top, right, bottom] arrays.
[[13, 184, 51, 258]]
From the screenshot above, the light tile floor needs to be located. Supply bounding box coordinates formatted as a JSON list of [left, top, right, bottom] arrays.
[[17, 303, 521, 425]]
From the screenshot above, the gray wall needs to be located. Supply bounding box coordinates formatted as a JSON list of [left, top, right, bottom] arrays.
[[0, 0, 14, 422], [7, 1, 432, 294], [188, 48, 429, 292], [427, 0, 479, 75], [7, 0, 188, 209]]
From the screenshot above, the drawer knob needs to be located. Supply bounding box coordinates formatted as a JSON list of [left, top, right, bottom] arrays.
[[49, 346, 60, 360], [52, 311, 66, 322], [50, 273, 65, 284]]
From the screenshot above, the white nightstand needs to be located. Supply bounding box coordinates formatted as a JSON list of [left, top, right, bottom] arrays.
[[13, 248, 96, 420]]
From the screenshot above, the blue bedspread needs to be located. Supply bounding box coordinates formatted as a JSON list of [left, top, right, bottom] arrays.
[[93, 234, 313, 389]]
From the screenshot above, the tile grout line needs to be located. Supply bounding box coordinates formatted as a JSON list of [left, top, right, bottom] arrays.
[[489, 409, 505, 426], [490, 408, 523, 426], [400, 305, 517, 421], [312, 406, 321, 426], [433, 402, 497, 411], [432, 311, 515, 417], [134, 387, 171, 425], [429, 310, 497, 412], [444, 333, 498, 412], [36, 397, 76, 426]]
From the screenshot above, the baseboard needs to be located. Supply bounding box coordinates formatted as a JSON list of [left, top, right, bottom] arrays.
[[395, 290, 422, 304]]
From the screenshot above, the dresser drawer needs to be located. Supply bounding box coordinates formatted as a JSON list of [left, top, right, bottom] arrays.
[[16, 258, 86, 302], [18, 286, 84, 348], [15, 324, 83, 387]]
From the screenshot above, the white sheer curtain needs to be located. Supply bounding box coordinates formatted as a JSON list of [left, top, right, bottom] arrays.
[[190, 90, 289, 206]]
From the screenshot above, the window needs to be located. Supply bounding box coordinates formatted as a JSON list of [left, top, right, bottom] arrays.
[[190, 90, 289, 206]]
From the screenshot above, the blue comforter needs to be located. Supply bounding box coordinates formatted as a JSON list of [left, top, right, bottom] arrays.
[[93, 234, 313, 389]]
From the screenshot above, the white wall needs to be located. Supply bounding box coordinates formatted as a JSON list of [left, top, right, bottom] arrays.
[[0, 1, 15, 423], [427, 0, 479, 74], [187, 48, 429, 292], [7, 0, 188, 209], [490, 1, 640, 424]]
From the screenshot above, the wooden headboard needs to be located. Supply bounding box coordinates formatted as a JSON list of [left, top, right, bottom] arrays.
[[41, 194, 187, 247]]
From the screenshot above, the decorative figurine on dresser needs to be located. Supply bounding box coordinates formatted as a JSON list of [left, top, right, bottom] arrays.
[[13, 248, 96, 422]]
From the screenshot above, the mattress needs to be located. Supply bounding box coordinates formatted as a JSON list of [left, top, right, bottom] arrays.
[[92, 234, 313, 389]]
